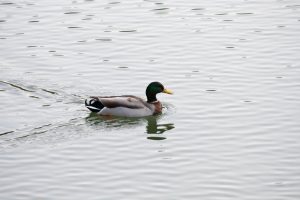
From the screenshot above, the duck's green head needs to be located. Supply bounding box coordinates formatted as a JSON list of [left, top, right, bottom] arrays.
[[146, 82, 173, 103]]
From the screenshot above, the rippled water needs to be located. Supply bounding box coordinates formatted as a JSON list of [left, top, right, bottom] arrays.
[[1, 0, 300, 199]]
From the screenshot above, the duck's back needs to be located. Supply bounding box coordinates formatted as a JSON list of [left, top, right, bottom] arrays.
[[98, 95, 147, 109], [87, 95, 155, 117]]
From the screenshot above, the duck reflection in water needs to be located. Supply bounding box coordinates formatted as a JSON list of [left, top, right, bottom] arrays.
[[86, 113, 174, 140], [145, 116, 174, 140]]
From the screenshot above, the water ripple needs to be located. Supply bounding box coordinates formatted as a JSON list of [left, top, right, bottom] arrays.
[[0, 0, 300, 199]]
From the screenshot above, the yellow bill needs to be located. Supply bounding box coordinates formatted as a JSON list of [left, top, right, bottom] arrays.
[[163, 88, 173, 94]]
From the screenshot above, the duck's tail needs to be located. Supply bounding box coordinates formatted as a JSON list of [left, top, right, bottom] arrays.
[[85, 97, 104, 113]]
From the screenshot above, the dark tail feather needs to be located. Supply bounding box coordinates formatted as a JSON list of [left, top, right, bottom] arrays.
[[85, 98, 104, 112]]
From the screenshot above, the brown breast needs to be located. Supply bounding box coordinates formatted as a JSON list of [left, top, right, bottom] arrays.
[[153, 101, 162, 114]]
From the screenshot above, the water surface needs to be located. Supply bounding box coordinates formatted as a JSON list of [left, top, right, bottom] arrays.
[[1, 0, 300, 199]]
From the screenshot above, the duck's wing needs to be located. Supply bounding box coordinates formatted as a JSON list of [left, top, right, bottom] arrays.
[[91, 95, 149, 109]]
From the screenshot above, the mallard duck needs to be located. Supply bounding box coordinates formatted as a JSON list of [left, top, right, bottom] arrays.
[[85, 82, 173, 117]]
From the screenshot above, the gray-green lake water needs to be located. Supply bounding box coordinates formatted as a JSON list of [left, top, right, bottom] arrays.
[[1, 0, 300, 199]]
